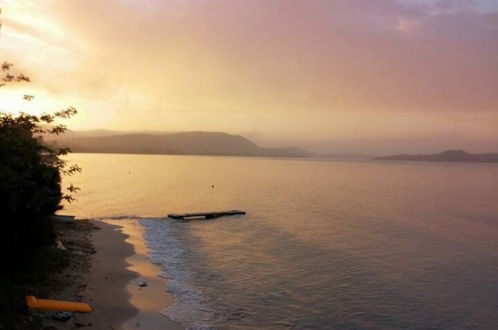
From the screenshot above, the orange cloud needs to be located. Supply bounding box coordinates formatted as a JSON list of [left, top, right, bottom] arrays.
[[0, 0, 497, 153]]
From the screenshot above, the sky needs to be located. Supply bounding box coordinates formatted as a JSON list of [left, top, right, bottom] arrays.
[[0, 0, 497, 154]]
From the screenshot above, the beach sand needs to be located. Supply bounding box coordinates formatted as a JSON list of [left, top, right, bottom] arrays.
[[81, 220, 182, 329], [41, 219, 182, 329]]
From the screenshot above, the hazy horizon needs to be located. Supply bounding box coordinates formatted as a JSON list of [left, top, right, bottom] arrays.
[[55, 128, 498, 156], [1, 0, 497, 154]]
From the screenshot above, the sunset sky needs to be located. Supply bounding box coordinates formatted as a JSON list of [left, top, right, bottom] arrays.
[[0, 0, 497, 154]]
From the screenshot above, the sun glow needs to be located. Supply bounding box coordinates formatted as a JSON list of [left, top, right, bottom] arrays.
[[0, 0, 496, 153], [2, 0, 67, 41], [0, 88, 68, 117]]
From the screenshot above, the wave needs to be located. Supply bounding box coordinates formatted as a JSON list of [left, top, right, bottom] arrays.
[[140, 219, 215, 329]]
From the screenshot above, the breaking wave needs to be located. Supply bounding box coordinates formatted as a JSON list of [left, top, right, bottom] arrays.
[[140, 219, 215, 329]]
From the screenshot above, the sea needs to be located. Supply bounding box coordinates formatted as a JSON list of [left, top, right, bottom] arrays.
[[63, 153, 498, 329]]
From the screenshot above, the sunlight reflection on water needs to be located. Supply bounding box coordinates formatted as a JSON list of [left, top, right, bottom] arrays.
[[64, 154, 498, 329]]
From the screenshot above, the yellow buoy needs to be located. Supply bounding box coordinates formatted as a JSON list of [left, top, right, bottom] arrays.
[[26, 295, 92, 313]]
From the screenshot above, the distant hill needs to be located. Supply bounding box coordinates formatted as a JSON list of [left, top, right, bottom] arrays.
[[319, 153, 372, 160], [47, 131, 311, 158], [376, 150, 498, 163]]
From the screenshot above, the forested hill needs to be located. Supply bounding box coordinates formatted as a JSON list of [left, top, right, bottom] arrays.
[[47, 131, 311, 158]]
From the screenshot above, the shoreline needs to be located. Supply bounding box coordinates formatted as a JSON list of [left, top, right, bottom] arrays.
[[41, 219, 182, 329], [82, 219, 182, 329], [114, 219, 183, 329]]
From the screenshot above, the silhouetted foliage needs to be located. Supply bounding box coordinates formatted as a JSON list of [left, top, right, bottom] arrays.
[[0, 11, 81, 328], [0, 62, 80, 264]]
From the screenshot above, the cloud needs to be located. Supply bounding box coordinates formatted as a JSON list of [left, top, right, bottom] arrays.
[[7, 0, 497, 111], [0, 0, 497, 152]]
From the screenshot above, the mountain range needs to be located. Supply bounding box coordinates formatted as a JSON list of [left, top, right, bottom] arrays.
[[46, 131, 498, 162], [376, 150, 498, 163], [47, 131, 311, 158]]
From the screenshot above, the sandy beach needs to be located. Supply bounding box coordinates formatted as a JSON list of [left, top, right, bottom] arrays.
[[41, 220, 182, 330]]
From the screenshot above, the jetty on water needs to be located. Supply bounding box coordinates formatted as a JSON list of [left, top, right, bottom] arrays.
[[168, 210, 245, 221]]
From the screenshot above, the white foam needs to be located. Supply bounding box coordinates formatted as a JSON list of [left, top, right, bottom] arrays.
[[140, 219, 216, 329]]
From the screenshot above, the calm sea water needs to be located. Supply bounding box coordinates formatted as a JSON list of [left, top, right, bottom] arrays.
[[63, 153, 498, 329]]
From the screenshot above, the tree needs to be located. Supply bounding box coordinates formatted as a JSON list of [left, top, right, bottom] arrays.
[[0, 11, 82, 328], [0, 61, 80, 263]]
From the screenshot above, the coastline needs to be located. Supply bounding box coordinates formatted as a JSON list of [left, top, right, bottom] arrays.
[[41, 219, 182, 329], [82, 219, 182, 329]]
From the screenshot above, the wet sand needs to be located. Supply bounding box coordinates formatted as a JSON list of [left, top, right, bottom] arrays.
[[79, 220, 182, 329]]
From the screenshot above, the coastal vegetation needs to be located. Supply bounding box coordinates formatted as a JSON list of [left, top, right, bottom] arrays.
[[0, 62, 80, 328]]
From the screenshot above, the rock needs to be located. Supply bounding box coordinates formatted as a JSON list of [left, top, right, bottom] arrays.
[[52, 311, 73, 322], [55, 240, 67, 250]]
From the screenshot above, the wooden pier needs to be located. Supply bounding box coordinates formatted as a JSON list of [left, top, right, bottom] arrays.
[[168, 210, 245, 221]]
